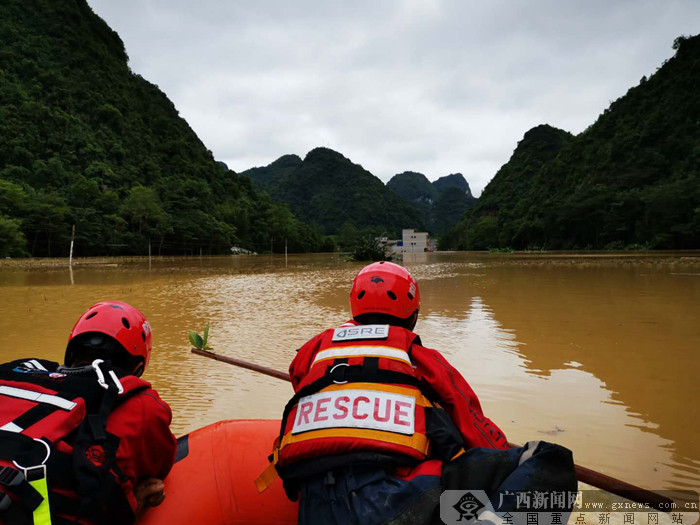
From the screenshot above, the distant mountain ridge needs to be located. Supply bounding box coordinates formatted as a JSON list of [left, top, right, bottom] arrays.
[[442, 34, 700, 250], [386, 171, 476, 234], [243, 151, 477, 236], [242, 148, 424, 236]]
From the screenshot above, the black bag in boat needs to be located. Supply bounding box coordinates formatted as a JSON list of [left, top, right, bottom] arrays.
[[442, 440, 578, 513]]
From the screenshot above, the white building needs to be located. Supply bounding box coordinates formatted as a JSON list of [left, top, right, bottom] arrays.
[[391, 229, 430, 253], [402, 229, 429, 252]]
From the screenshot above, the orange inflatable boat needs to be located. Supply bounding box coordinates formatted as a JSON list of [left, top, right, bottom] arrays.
[[137, 419, 297, 525]]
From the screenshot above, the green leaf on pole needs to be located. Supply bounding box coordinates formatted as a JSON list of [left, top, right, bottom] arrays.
[[188, 325, 213, 351]]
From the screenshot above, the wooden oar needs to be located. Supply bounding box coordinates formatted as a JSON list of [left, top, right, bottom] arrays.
[[192, 348, 290, 381], [191, 348, 675, 512]]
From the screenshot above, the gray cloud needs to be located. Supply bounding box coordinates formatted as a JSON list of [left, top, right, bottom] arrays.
[[88, 0, 699, 194]]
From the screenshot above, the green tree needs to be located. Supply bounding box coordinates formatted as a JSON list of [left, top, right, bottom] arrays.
[[350, 234, 388, 262], [21, 191, 70, 257], [0, 215, 29, 257], [120, 185, 167, 235], [337, 221, 360, 251]]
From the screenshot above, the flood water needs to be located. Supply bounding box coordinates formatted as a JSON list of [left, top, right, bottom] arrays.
[[0, 252, 698, 494]]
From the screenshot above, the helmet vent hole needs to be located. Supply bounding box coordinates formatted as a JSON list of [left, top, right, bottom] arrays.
[[121, 317, 131, 329], [357, 291, 366, 300], [141, 332, 146, 342], [86, 312, 98, 320], [407, 293, 414, 301], [387, 291, 397, 300]]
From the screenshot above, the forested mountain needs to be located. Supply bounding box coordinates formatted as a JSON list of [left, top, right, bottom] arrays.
[[242, 148, 424, 236], [386, 172, 438, 214], [442, 35, 700, 250], [242, 154, 302, 194], [431, 186, 477, 235], [0, 0, 325, 257], [386, 171, 476, 234], [433, 173, 473, 197]]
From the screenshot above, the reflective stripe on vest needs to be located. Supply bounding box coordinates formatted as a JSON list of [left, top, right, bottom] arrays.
[[312, 346, 412, 366], [0, 386, 78, 411], [0, 422, 23, 433], [26, 465, 53, 525]]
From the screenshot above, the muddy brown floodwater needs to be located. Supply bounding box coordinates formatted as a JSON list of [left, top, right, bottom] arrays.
[[0, 252, 698, 493]]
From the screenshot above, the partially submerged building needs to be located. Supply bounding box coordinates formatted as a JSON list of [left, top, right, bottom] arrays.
[[383, 229, 431, 254]]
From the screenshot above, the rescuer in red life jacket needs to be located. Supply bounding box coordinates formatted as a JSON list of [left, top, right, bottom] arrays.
[[0, 301, 176, 525], [268, 261, 509, 525]]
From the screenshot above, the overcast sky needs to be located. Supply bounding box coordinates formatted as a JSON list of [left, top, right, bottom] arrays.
[[87, 0, 698, 195]]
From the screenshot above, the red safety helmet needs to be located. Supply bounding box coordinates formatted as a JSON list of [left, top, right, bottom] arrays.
[[350, 261, 420, 320], [65, 301, 153, 370]]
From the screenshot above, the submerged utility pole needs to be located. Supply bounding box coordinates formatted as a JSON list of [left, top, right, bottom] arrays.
[[69, 224, 75, 266]]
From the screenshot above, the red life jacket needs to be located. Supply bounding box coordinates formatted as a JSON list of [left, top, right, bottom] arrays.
[[275, 322, 436, 476], [0, 358, 148, 525]]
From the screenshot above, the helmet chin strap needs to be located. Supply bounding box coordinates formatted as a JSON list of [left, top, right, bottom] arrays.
[[407, 311, 418, 331], [60, 361, 141, 377]]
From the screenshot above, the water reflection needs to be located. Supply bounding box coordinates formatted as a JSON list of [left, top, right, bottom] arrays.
[[465, 261, 700, 491], [418, 294, 680, 489]]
